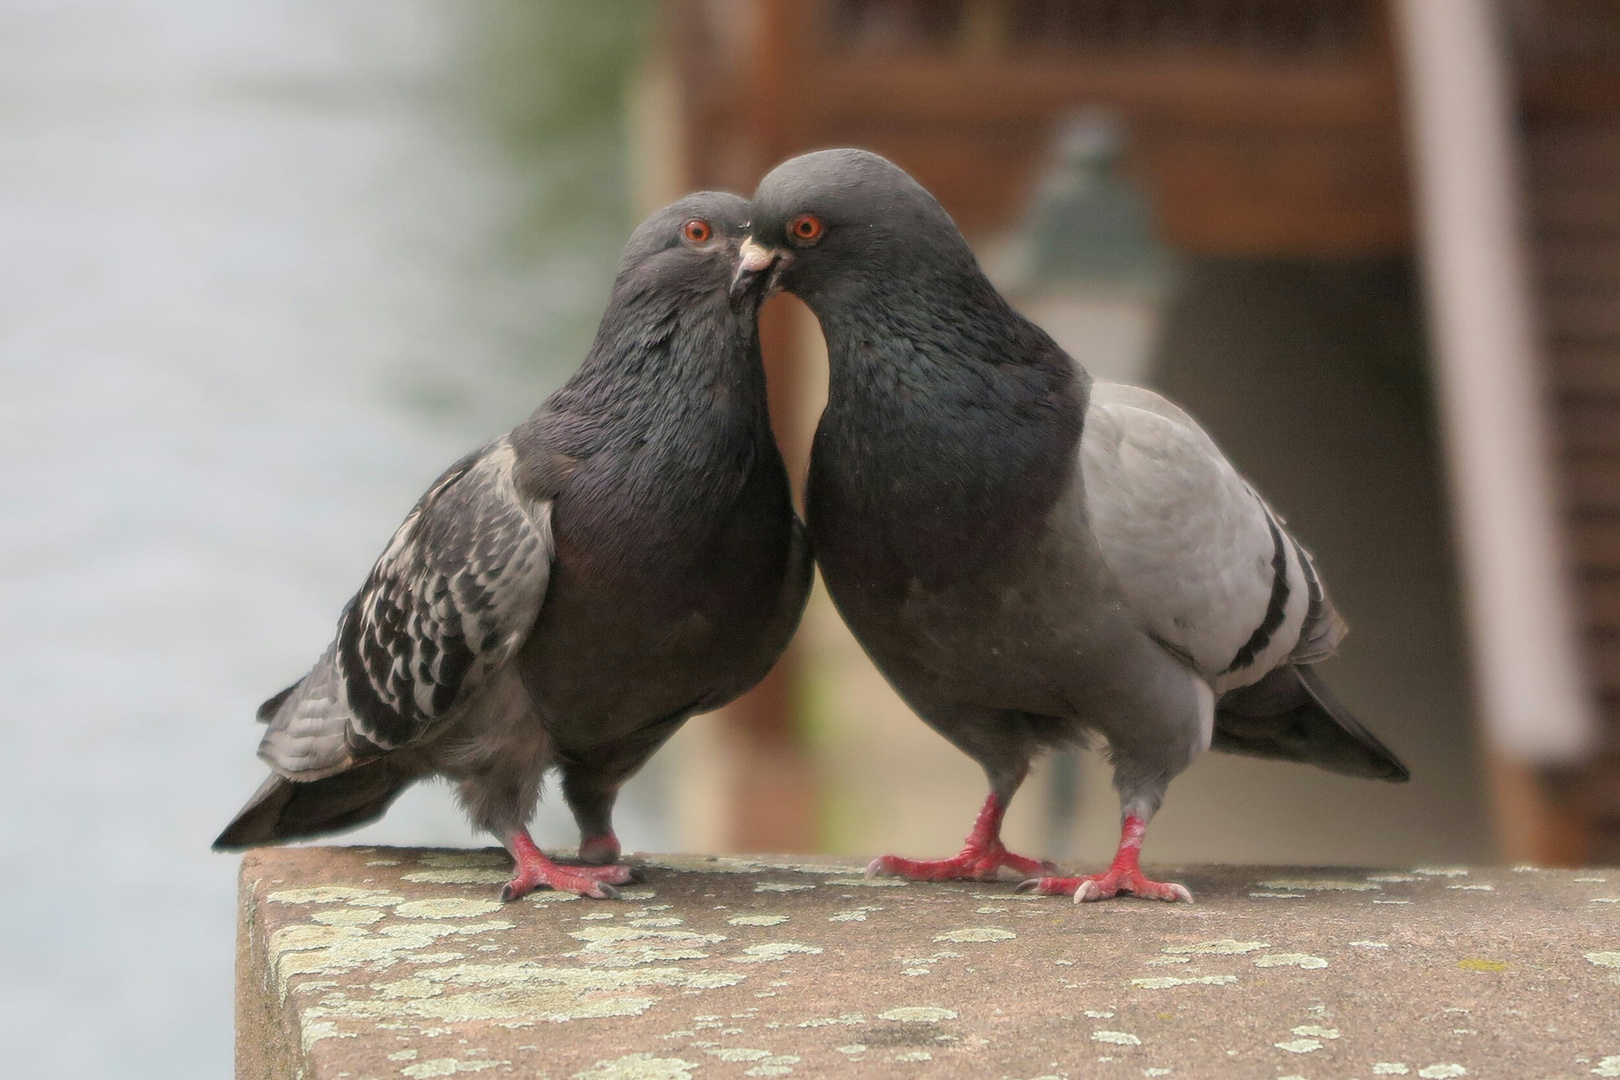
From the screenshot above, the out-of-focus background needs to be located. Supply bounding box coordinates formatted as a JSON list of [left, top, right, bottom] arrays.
[[1, 1, 1617, 1076]]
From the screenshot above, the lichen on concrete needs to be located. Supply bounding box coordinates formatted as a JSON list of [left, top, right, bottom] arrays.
[[933, 927, 1015, 943], [238, 850, 1620, 1079], [1162, 939, 1268, 955], [1253, 953, 1328, 969]]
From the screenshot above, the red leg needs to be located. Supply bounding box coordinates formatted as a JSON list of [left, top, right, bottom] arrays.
[[1017, 815, 1192, 903], [500, 831, 635, 902], [866, 792, 1056, 882]]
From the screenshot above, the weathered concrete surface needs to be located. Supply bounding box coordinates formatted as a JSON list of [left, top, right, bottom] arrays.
[[238, 848, 1620, 1079]]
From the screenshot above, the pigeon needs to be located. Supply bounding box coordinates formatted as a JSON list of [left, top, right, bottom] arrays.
[[736, 150, 1407, 903], [216, 192, 812, 901]]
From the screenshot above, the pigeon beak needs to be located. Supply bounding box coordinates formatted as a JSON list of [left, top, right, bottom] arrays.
[[729, 237, 785, 302]]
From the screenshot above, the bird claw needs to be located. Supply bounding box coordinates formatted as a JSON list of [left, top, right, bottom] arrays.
[[864, 856, 897, 879], [1016, 872, 1192, 904], [1073, 880, 1105, 904], [574, 863, 639, 885], [552, 862, 641, 884]]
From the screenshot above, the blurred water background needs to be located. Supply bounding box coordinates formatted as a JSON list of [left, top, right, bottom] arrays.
[[0, 3, 654, 1075]]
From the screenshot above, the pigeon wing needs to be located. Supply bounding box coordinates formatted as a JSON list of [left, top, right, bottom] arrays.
[[257, 437, 553, 780], [1078, 382, 1342, 692]]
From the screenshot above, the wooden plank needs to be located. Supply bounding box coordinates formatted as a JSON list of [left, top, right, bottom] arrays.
[[1530, 187, 1620, 232], [1564, 454, 1620, 513], [804, 54, 1399, 130], [1582, 575, 1620, 632], [673, 3, 1412, 255], [1522, 71, 1620, 119], [1523, 118, 1620, 174], [1570, 515, 1620, 570], [1555, 397, 1620, 454], [1534, 239, 1620, 288], [1585, 633, 1620, 690], [1544, 294, 1620, 345], [1552, 348, 1620, 394], [1136, 127, 1409, 253]]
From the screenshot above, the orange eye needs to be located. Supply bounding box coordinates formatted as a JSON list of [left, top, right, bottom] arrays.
[[788, 213, 824, 244], [682, 219, 712, 243]]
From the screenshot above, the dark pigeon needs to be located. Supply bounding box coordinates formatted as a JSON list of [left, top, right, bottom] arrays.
[[739, 150, 1406, 903], [216, 193, 812, 901]]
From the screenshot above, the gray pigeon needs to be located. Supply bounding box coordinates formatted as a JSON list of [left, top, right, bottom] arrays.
[[216, 192, 812, 901], [737, 150, 1406, 903]]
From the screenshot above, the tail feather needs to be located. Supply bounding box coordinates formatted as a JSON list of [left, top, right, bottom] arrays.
[[256, 680, 301, 723], [1212, 663, 1409, 782], [212, 759, 419, 850]]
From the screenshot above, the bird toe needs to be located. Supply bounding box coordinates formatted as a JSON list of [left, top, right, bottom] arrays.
[[864, 856, 895, 879], [1073, 880, 1106, 904]]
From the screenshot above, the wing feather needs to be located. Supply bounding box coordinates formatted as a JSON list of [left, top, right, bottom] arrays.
[[1079, 382, 1341, 690], [257, 437, 553, 778]]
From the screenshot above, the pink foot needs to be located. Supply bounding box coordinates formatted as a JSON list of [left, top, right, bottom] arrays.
[[1019, 868, 1192, 903], [501, 832, 636, 902], [865, 792, 1056, 883], [866, 844, 1050, 882], [1015, 814, 1191, 903]]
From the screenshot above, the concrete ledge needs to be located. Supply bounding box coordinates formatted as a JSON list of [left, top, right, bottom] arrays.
[[238, 848, 1620, 1078]]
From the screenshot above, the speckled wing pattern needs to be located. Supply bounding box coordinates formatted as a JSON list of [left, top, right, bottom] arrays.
[[257, 438, 553, 778], [1079, 382, 1344, 693]]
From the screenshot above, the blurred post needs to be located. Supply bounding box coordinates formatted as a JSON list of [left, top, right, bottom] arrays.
[[632, 0, 820, 853], [718, 0, 821, 852], [1395, 0, 1594, 861]]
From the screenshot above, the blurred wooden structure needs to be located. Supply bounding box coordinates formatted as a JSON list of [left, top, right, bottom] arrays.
[[1511, 0, 1620, 862], [639, 0, 1620, 863], [667, 0, 1409, 254]]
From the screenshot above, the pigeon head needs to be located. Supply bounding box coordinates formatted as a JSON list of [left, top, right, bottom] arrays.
[[615, 191, 767, 311], [737, 149, 981, 306]]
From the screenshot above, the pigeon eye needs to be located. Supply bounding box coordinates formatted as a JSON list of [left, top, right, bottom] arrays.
[[681, 219, 712, 244], [788, 213, 824, 245]]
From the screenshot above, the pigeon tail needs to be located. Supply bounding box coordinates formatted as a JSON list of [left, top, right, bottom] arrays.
[[1211, 663, 1410, 782], [211, 759, 419, 850]]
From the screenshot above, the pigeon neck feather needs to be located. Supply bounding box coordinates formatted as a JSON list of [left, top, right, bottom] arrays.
[[807, 263, 1089, 586]]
